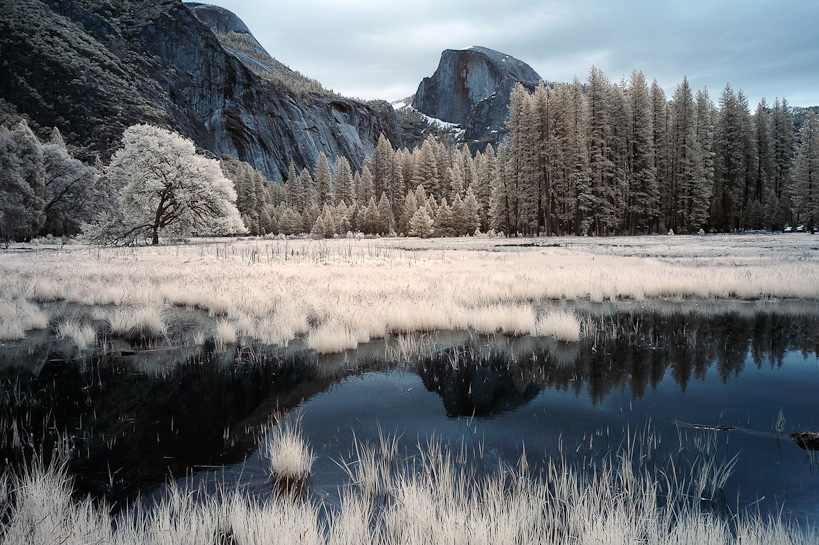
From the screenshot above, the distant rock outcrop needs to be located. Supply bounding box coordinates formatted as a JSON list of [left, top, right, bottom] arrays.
[[0, 0, 403, 181], [411, 46, 542, 150]]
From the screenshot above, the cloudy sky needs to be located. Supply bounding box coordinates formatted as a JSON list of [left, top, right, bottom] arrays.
[[206, 0, 819, 107]]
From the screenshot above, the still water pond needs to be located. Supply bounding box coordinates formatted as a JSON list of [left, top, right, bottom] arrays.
[[2, 304, 818, 520]]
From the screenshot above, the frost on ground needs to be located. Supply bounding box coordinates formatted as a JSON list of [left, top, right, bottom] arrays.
[[0, 234, 817, 354]]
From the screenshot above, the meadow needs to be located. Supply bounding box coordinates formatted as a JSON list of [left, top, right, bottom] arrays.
[[1, 233, 817, 353], [1, 233, 818, 544]]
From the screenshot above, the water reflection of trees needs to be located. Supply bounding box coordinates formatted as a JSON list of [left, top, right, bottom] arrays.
[[418, 311, 819, 415], [0, 347, 327, 510]]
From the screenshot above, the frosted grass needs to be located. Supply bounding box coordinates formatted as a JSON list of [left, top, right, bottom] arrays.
[[2, 235, 818, 354], [55, 318, 96, 350], [2, 432, 816, 545], [259, 412, 315, 484]]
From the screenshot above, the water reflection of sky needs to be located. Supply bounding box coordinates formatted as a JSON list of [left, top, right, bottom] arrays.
[[294, 348, 819, 521]]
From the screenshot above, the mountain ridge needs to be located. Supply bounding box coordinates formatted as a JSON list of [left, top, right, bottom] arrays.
[[0, 0, 403, 181]]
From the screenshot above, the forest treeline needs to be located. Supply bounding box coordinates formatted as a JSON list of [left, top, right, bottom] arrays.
[[2, 66, 817, 242], [238, 67, 817, 238]]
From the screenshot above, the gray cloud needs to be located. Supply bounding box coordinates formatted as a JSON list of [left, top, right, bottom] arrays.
[[205, 0, 819, 107]]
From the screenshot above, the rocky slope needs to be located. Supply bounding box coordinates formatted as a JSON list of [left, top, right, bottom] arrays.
[[412, 46, 542, 149], [0, 0, 402, 181]]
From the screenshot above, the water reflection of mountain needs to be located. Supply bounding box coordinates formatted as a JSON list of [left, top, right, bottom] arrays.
[[418, 311, 819, 415], [418, 346, 541, 417]]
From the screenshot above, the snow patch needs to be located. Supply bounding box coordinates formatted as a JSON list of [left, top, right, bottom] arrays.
[[403, 106, 465, 139]]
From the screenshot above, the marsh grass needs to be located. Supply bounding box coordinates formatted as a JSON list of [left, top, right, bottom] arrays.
[[2, 429, 816, 545], [55, 318, 96, 350], [259, 412, 315, 492], [106, 305, 167, 343], [3, 236, 819, 354]]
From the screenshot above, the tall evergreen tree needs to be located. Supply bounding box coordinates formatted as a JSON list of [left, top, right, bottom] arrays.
[[670, 76, 709, 231], [753, 98, 774, 228], [626, 70, 658, 234], [315, 152, 334, 208], [333, 156, 355, 206], [713, 84, 744, 231], [791, 110, 819, 230], [586, 67, 616, 235], [650, 80, 671, 231]]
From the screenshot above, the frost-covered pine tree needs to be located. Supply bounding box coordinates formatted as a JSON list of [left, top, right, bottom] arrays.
[[333, 156, 355, 206], [650, 80, 671, 231], [409, 204, 434, 238], [375, 193, 392, 235], [626, 70, 658, 234], [315, 152, 334, 208], [791, 110, 819, 230], [89, 124, 246, 245], [670, 76, 709, 232], [373, 134, 393, 202]]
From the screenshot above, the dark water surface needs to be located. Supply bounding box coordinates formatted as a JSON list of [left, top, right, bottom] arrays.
[[2, 305, 818, 520]]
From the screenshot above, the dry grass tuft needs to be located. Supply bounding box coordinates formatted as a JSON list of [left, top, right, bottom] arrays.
[[107, 305, 166, 342], [259, 412, 315, 484], [56, 319, 96, 350], [533, 309, 581, 342]]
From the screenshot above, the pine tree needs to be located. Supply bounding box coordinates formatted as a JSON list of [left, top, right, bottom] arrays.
[[568, 79, 592, 235], [49, 127, 66, 148], [409, 205, 434, 238], [670, 76, 709, 232], [791, 110, 819, 230], [413, 139, 441, 200], [315, 152, 334, 208], [626, 70, 658, 234], [736, 90, 759, 229], [650, 80, 671, 231], [301, 201, 320, 234], [770, 98, 796, 228], [399, 188, 419, 236], [587, 67, 616, 235], [695, 88, 716, 230], [376, 193, 392, 235], [471, 145, 495, 230], [713, 84, 755, 231], [333, 156, 355, 206], [373, 134, 393, 201], [463, 186, 481, 235], [753, 99, 774, 228], [607, 82, 630, 233], [285, 162, 304, 212], [434, 197, 453, 237], [357, 165, 374, 206], [450, 193, 466, 236]]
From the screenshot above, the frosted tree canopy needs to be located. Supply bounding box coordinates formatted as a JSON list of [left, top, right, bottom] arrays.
[[89, 124, 246, 245]]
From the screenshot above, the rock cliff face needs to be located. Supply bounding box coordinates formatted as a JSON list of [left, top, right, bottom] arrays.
[[412, 46, 542, 149], [0, 0, 402, 181]]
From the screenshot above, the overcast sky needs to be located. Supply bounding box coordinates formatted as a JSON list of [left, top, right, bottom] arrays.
[[205, 0, 819, 108]]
